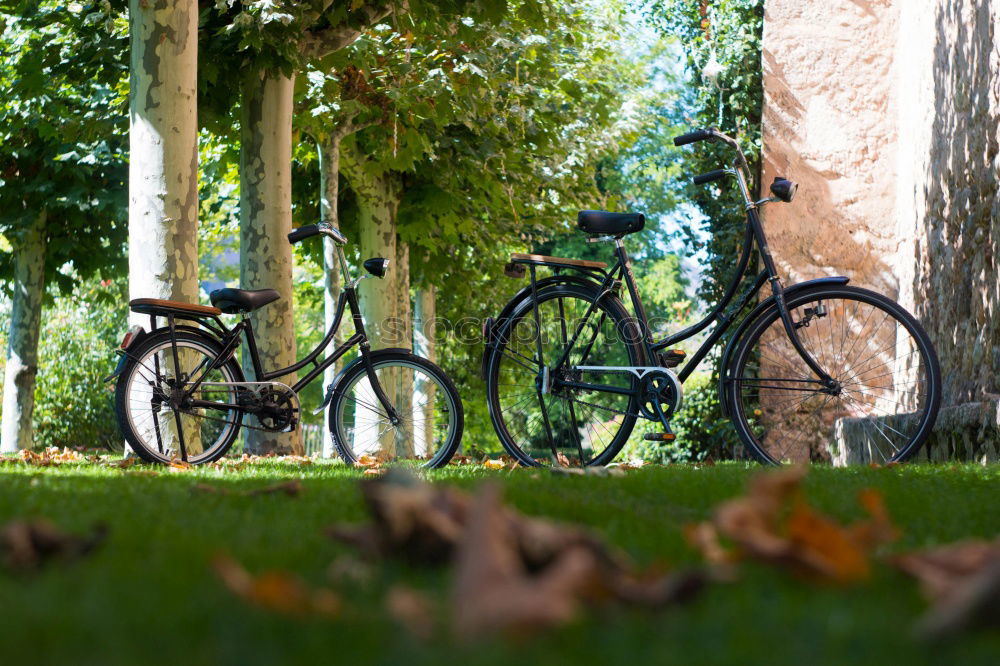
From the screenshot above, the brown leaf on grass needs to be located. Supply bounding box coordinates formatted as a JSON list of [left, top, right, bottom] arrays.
[[355, 454, 382, 468], [168, 457, 193, 471], [328, 472, 706, 639], [386, 585, 436, 639], [451, 485, 593, 639], [327, 470, 469, 564], [555, 451, 571, 467], [106, 457, 140, 469], [483, 458, 506, 470], [212, 554, 340, 618], [17, 447, 86, 466], [687, 467, 898, 583], [893, 539, 1000, 638], [1, 520, 108, 571]]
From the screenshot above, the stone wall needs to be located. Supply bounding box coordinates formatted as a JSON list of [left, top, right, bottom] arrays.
[[761, 0, 1000, 461]]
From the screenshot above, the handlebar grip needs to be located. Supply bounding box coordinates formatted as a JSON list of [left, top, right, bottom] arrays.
[[287, 224, 320, 244], [673, 129, 715, 146], [693, 169, 728, 185]]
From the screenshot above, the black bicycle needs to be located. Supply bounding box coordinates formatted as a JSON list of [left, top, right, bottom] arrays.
[[107, 223, 463, 466], [482, 128, 941, 466]]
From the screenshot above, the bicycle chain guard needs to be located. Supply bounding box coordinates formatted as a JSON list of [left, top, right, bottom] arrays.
[[201, 381, 301, 432]]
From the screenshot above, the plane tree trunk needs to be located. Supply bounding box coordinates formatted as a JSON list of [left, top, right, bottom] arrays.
[[1, 210, 47, 452], [240, 70, 302, 455], [127, 0, 201, 454]]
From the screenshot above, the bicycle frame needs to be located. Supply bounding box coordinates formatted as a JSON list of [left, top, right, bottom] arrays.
[[179, 232, 397, 421], [549, 131, 836, 407]]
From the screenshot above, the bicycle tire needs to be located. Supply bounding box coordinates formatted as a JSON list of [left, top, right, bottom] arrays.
[[115, 329, 245, 464], [725, 285, 941, 465], [485, 282, 645, 466], [328, 350, 464, 468]]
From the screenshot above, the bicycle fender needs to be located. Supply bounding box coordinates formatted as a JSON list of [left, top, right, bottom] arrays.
[[317, 348, 412, 415], [102, 351, 132, 383], [102, 325, 152, 382], [717, 276, 849, 416], [480, 274, 605, 379]]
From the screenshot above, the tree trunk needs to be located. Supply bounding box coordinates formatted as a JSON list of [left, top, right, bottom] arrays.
[[393, 240, 413, 456], [1, 210, 47, 453], [412, 286, 436, 457], [128, 0, 200, 455], [240, 70, 302, 455], [317, 133, 343, 458], [341, 150, 402, 458]]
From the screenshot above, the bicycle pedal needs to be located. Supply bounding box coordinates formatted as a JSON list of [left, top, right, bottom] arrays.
[[644, 432, 676, 442], [660, 349, 686, 368]]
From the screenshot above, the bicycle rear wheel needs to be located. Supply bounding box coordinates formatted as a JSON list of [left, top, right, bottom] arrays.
[[726, 285, 941, 464], [485, 283, 643, 466], [115, 330, 244, 464]]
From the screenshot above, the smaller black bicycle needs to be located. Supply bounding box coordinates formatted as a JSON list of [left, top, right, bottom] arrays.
[[107, 222, 463, 466], [482, 128, 941, 466]]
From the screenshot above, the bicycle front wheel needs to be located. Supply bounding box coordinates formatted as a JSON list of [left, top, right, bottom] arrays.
[[328, 350, 463, 468], [726, 285, 941, 465]]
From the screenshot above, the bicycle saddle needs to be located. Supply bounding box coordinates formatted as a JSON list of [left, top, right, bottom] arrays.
[[209, 288, 280, 314], [576, 210, 645, 236]]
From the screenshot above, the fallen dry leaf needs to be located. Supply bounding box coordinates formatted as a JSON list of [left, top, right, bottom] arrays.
[[168, 457, 193, 471], [686, 467, 897, 583], [386, 585, 436, 639], [329, 471, 706, 639], [555, 452, 571, 467], [212, 554, 340, 618], [483, 459, 506, 470], [1, 519, 108, 571], [451, 485, 589, 639], [106, 457, 140, 470], [355, 454, 382, 468], [893, 539, 1000, 638], [16, 447, 87, 466]]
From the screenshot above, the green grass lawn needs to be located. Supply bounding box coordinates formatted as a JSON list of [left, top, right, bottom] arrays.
[[0, 460, 997, 665]]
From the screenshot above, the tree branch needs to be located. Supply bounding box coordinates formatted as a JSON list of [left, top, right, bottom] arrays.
[[299, 1, 397, 60]]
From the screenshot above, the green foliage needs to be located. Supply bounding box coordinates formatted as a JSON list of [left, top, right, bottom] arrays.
[[644, 0, 764, 305], [26, 278, 124, 449], [0, 0, 129, 293]]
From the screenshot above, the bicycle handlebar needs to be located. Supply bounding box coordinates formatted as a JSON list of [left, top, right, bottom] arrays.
[[287, 222, 348, 246], [693, 169, 729, 185], [288, 224, 320, 244], [672, 129, 716, 146]]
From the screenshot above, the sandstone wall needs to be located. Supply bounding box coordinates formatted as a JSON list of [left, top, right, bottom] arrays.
[[761, 0, 1000, 460]]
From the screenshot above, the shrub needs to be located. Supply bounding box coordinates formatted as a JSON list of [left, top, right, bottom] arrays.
[[30, 280, 126, 449]]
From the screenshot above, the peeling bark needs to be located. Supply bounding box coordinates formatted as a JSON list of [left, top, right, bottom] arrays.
[[342, 146, 403, 457], [128, 0, 200, 455], [1, 210, 47, 452], [317, 133, 342, 457], [413, 286, 436, 457], [394, 240, 413, 456], [240, 70, 302, 455]]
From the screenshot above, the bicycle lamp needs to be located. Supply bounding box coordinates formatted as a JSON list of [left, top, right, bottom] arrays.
[[363, 257, 390, 278], [770, 177, 798, 203]]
